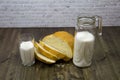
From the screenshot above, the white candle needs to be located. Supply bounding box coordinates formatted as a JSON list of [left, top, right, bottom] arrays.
[[73, 31, 95, 67], [20, 41, 35, 66]]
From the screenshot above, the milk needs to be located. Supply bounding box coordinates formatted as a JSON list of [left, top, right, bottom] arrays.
[[73, 31, 95, 67], [20, 41, 35, 66]]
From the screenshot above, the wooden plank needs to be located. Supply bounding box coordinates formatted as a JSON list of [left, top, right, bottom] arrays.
[[0, 29, 4, 49], [101, 27, 120, 80], [0, 29, 20, 80], [0, 27, 119, 80], [0, 29, 15, 79]]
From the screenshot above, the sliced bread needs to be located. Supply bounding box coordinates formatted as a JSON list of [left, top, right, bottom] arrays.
[[42, 34, 73, 61], [39, 41, 65, 59], [34, 48, 56, 64], [34, 42, 58, 60]]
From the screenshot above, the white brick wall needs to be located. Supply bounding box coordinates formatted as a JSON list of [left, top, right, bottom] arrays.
[[0, 0, 120, 27]]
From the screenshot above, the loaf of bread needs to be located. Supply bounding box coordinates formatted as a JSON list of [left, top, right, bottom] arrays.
[[34, 31, 74, 64], [54, 31, 74, 50]]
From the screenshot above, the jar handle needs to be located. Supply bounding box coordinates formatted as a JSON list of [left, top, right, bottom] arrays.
[[95, 16, 102, 36]]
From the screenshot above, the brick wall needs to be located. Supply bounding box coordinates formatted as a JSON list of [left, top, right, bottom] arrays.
[[0, 0, 120, 27]]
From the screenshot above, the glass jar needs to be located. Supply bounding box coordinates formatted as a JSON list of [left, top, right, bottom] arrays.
[[73, 16, 102, 67]]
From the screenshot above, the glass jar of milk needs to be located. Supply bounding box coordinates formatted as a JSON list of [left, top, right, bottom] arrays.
[[19, 33, 35, 66], [73, 16, 102, 67]]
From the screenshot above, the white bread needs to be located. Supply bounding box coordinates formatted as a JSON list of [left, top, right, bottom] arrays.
[[42, 35, 73, 61], [34, 48, 56, 64], [34, 42, 58, 60], [39, 41, 65, 59]]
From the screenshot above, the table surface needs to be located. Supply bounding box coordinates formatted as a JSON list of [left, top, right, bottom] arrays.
[[0, 27, 120, 80]]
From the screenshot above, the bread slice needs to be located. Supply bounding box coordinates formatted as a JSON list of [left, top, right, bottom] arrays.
[[34, 48, 56, 64], [34, 42, 58, 60], [39, 41, 65, 59], [53, 31, 74, 50], [42, 35, 73, 61]]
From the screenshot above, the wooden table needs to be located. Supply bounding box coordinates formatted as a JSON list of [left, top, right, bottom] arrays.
[[0, 27, 120, 80]]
